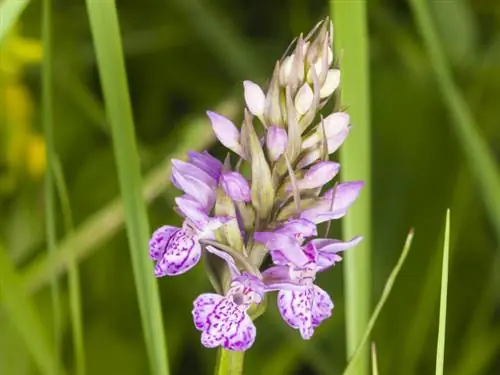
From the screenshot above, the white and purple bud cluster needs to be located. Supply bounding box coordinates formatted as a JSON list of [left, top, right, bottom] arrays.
[[149, 18, 364, 351]]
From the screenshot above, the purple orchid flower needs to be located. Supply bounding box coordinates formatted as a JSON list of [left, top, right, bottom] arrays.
[[192, 246, 265, 351], [149, 197, 228, 277], [262, 236, 362, 339]]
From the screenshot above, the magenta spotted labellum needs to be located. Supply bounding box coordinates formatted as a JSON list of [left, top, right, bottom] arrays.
[[149, 18, 364, 352]]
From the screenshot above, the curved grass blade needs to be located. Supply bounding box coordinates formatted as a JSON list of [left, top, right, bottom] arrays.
[[342, 230, 414, 375], [371, 343, 379, 375], [330, 2, 372, 374], [52, 156, 86, 375], [436, 210, 450, 375], [41, 0, 61, 372], [84, 1, 169, 373], [0, 244, 64, 375], [0, 0, 31, 43]]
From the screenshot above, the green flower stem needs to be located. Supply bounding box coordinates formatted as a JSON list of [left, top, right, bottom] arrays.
[[215, 349, 244, 375]]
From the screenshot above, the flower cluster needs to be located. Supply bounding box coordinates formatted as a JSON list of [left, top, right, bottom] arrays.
[[149, 19, 363, 351]]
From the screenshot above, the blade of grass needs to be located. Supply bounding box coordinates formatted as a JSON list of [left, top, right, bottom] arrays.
[[41, 0, 61, 373], [84, 1, 169, 374], [21, 98, 237, 293], [371, 343, 379, 375], [330, 2, 372, 374], [0, 244, 64, 375], [342, 230, 414, 375], [407, 0, 500, 231], [436, 210, 450, 375], [0, 0, 31, 43], [52, 156, 85, 375]]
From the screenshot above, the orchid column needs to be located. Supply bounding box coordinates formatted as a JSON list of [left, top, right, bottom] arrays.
[[149, 18, 365, 373]]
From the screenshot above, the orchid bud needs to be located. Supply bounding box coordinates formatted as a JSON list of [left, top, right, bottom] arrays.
[[243, 80, 266, 117], [266, 126, 288, 161], [220, 171, 251, 202]]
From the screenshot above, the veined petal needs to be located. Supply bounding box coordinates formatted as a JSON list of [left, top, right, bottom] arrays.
[[172, 168, 215, 211], [207, 111, 245, 158], [311, 285, 334, 328], [293, 161, 340, 191], [192, 293, 224, 330], [154, 229, 202, 276], [187, 151, 223, 180], [254, 232, 309, 266], [172, 159, 216, 188], [243, 80, 265, 117], [319, 69, 340, 98], [149, 225, 179, 260], [220, 171, 251, 202], [277, 288, 314, 339]]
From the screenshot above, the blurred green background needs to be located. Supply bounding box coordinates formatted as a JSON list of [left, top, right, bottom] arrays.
[[1, 0, 500, 374]]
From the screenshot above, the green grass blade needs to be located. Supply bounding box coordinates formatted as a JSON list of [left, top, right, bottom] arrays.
[[41, 0, 61, 372], [0, 0, 31, 43], [84, 2, 169, 373], [408, 0, 500, 232], [330, 2, 372, 374], [0, 244, 64, 375], [436, 210, 450, 375], [22, 98, 237, 293], [371, 343, 379, 375], [52, 156, 86, 375], [342, 230, 414, 375]]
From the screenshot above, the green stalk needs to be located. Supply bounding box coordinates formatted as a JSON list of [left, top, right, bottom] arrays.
[[330, 2, 371, 374], [52, 157, 86, 375], [84, 1, 169, 374], [41, 0, 61, 373], [215, 349, 244, 375]]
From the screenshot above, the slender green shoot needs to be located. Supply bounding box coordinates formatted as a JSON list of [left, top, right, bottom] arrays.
[[84, 1, 169, 373], [52, 156, 86, 375], [436, 210, 450, 375], [371, 343, 379, 375], [41, 0, 61, 372], [330, 2, 372, 374], [215, 349, 244, 375], [0, 244, 64, 375], [342, 230, 414, 375], [0, 0, 31, 43], [408, 0, 500, 236]]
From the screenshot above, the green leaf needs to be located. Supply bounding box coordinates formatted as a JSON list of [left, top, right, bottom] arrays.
[[84, 1, 169, 374], [0, 0, 31, 43], [330, 3, 372, 374], [0, 244, 64, 375], [435, 210, 450, 375], [241, 111, 275, 221], [342, 230, 414, 375]]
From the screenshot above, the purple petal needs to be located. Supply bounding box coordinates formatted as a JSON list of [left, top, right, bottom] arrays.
[[274, 219, 317, 243], [205, 245, 240, 278], [154, 229, 202, 276], [149, 225, 179, 260], [254, 232, 309, 266], [192, 293, 224, 330], [312, 236, 363, 270], [172, 167, 216, 211], [311, 285, 334, 328], [327, 126, 351, 155], [198, 296, 256, 351], [266, 126, 288, 161], [232, 273, 266, 304], [175, 196, 211, 230], [293, 161, 340, 191], [220, 171, 251, 202], [277, 288, 314, 339], [262, 266, 305, 292], [206, 111, 245, 158], [187, 151, 223, 180], [172, 159, 217, 188]]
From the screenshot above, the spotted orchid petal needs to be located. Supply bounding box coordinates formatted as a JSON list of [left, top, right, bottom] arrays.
[[207, 111, 246, 158], [149, 225, 179, 260], [262, 265, 305, 292], [277, 285, 333, 339], [273, 219, 317, 244], [154, 227, 202, 277], [310, 236, 363, 269]]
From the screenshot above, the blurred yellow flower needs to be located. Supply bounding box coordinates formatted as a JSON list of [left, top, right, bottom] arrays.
[[0, 25, 44, 194]]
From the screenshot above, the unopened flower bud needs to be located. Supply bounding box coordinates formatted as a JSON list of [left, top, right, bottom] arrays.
[[243, 80, 265, 117], [294, 83, 314, 115], [221, 171, 251, 202], [266, 126, 288, 161]]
